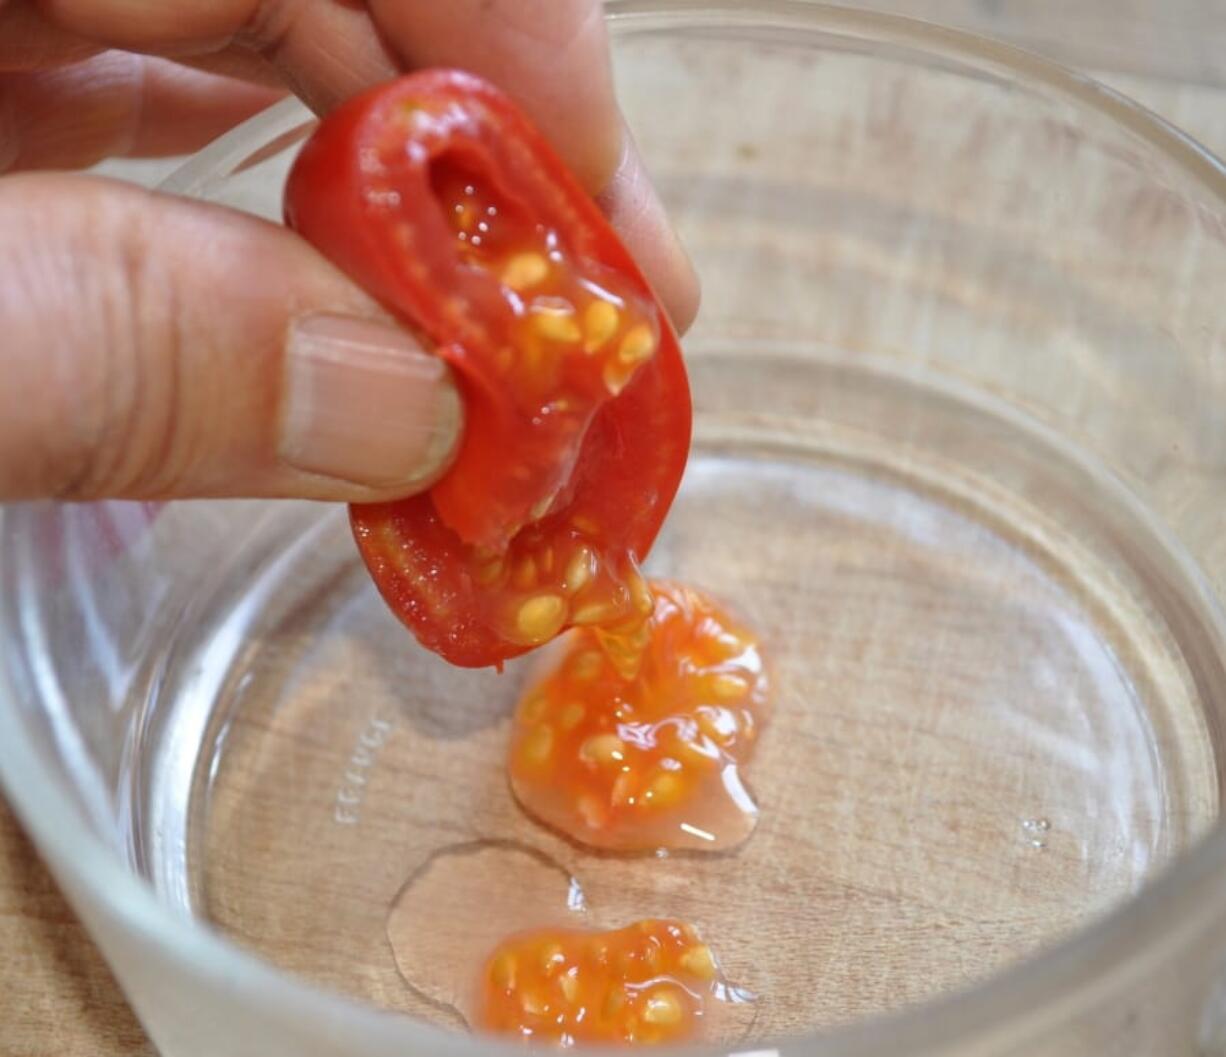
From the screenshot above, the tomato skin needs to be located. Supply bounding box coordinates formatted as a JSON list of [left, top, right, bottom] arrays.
[[284, 71, 690, 668]]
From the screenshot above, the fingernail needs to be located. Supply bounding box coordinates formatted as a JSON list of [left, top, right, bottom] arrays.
[[280, 314, 461, 490]]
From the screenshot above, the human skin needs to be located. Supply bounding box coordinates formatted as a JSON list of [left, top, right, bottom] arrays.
[[0, 0, 699, 502]]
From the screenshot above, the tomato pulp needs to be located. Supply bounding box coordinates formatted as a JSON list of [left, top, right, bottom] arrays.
[[476, 920, 735, 1046], [284, 71, 691, 668], [510, 581, 770, 851]]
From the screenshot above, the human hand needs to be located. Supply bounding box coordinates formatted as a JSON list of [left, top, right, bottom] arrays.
[[0, 0, 698, 502]]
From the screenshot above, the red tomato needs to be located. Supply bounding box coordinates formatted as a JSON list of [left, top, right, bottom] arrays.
[[284, 71, 690, 668]]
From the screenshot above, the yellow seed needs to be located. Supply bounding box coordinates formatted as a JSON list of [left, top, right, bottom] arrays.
[[643, 769, 685, 808], [515, 594, 566, 643], [583, 300, 620, 353], [559, 701, 586, 731], [521, 990, 548, 1016], [572, 599, 622, 626], [473, 558, 505, 585], [611, 770, 637, 807], [580, 734, 626, 767], [559, 971, 579, 1004], [617, 322, 657, 365], [539, 546, 555, 574], [540, 943, 565, 973], [490, 952, 517, 990], [627, 571, 654, 615], [571, 513, 599, 535], [518, 691, 549, 725], [570, 650, 604, 681], [512, 555, 538, 590], [642, 988, 684, 1026], [674, 733, 720, 768], [710, 672, 751, 700], [710, 629, 750, 659], [679, 944, 717, 981], [501, 252, 549, 291], [644, 941, 663, 970], [532, 307, 582, 343], [595, 623, 649, 681], [519, 724, 555, 767], [563, 546, 595, 595], [602, 360, 630, 395]]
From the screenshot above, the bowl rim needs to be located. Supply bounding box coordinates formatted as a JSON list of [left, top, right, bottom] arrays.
[[4, 2, 1226, 1054]]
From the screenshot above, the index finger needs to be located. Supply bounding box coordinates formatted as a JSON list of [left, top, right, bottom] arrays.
[[36, 0, 699, 328]]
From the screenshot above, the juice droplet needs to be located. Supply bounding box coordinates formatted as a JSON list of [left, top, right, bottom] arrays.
[[508, 580, 770, 851], [387, 841, 588, 1011], [476, 919, 749, 1046]]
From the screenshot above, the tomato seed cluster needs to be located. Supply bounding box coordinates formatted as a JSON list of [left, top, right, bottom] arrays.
[[508, 581, 769, 851], [477, 919, 721, 1046]]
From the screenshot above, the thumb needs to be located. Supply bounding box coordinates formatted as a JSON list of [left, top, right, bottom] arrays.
[[0, 173, 460, 502]]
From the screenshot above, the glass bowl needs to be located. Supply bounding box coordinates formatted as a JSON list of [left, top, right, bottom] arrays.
[[4, 2, 1226, 1055]]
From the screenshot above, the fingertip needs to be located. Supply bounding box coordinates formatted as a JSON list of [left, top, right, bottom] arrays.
[[597, 132, 702, 334]]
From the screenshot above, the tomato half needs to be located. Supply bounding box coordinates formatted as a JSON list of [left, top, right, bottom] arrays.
[[284, 71, 691, 668]]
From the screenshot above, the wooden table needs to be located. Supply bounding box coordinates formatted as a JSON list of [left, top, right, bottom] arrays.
[[3, 32, 1225, 1057]]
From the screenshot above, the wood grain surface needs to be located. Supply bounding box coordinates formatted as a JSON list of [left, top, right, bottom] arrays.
[[2, 29, 1226, 1057]]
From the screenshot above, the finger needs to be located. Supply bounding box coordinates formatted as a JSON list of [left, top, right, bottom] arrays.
[[35, 0, 400, 110], [598, 128, 700, 333], [0, 0, 99, 69], [0, 172, 461, 502], [36, 0, 699, 327], [0, 1, 281, 85], [1, 52, 282, 171]]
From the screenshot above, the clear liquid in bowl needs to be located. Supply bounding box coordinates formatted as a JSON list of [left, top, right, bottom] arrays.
[[48, 347, 1209, 1042]]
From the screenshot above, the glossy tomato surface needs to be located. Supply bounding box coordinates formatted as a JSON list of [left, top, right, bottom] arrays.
[[284, 71, 690, 667]]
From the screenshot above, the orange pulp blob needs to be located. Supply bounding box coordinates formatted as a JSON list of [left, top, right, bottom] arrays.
[[476, 919, 734, 1046], [509, 580, 769, 851]]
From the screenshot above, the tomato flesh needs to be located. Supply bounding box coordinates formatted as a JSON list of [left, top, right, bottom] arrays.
[[284, 71, 690, 668], [509, 581, 770, 851], [477, 920, 730, 1046]]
